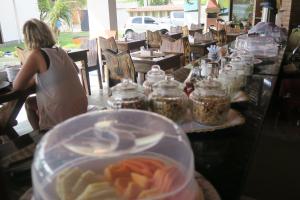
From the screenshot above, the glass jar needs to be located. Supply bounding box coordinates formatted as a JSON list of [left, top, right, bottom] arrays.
[[107, 79, 147, 110], [149, 75, 188, 122], [229, 57, 253, 76], [218, 68, 245, 99], [143, 65, 165, 95], [190, 79, 230, 125]]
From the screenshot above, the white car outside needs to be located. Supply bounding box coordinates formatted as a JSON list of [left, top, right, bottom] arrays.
[[124, 16, 171, 35]]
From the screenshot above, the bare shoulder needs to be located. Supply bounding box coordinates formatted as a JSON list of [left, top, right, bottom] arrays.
[[24, 49, 47, 73]]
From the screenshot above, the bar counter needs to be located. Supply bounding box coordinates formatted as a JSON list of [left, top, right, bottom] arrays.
[[185, 44, 286, 200]]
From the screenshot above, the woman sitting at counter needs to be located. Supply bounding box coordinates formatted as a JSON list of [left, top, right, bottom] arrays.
[[12, 19, 87, 131]]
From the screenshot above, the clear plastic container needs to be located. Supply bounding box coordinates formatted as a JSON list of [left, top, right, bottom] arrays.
[[143, 65, 165, 95], [107, 79, 147, 110], [149, 75, 188, 122], [190, 79, 230, 125], [32, 110, 199, 200], [235, 34, 278, 58]]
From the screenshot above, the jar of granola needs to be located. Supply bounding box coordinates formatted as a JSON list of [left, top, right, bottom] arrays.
[[107, 79, 147, 110], [149, 75, 188, 122], [190, 79, 230, 125], [143, 65, 165, 96]]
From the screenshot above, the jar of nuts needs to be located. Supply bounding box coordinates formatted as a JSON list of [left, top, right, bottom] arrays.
[[190, 79, 230, 125], [149, 75, 188, 122], [107, 79, 147, 110], [143, 65, 165, 96]]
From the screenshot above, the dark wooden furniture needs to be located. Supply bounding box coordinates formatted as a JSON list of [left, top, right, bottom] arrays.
[[67, 49, 90, 95], [0, 85, 35, 140], [80, 39, 103, 91], [165, 32, 182, 40], [189, 28, 203, 36], [116, 39, 146, 52], [131, 51, 181, 84], [190, 40, 218, 59]]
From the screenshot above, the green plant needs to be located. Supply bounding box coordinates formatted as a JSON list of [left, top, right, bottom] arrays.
[[38, 0, 51, 20], [48, 0, 71, 36], [0, 51, 4, 57]]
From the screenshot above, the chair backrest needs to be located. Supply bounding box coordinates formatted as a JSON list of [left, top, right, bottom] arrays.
[[160, 36, 190, 65], [80, 38, 99, 67], [147, 30, 162, 48], [160, 36, 184, 53], [102, 50, 135, 87], [194, 32, 214, 43], [98, 36, 118, 53], [191, 24, 202, 30], [182, 25, 189, 37], [127, 32, 146, 40], [170, 26, 183, 34]]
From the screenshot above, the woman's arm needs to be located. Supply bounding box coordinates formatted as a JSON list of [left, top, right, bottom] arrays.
[[13, 50, 45, 90]]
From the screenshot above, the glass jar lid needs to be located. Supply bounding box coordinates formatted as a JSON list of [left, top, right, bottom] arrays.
[[145, 65, 165, 82], [191, 79, 227, 98], [109, 79, 145, 101], [151, 75, 185, 98]]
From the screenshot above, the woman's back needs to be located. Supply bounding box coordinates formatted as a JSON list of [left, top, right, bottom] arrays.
[[36, 47, 87, 130]]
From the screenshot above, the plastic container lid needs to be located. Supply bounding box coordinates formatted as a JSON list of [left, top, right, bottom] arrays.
[[146, 65, 165, 82], [143, 65, 166, 94], [191, 79, 226, 98], [32, 110, 196, 200], [151, 75, 185, 98]]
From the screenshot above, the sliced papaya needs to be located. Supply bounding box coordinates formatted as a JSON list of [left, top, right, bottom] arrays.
[[131, 172, 150, 189], [104, 164, 131, 182], [121, 160, 152, 178], [114, 177, 132, 194], [124, 182, 142, 200], [138, 188, 160, 199]]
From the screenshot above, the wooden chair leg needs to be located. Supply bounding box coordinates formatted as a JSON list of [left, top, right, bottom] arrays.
[[97, 67, 103, 89], [80, 68, 91, 95]]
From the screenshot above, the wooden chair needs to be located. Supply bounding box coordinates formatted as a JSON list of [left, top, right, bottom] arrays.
[[194, 32, 214, 43], [160, 36, 191, 66], [98, 36, 119, 83], [80, 38, 103, 90], [0, 87, 35, 140], [182, 25, 189, 37], [191, 23, 202, 30], [147, 30, 162, 48], [102, 49, 135, 87], [170, 26, 183, 34]]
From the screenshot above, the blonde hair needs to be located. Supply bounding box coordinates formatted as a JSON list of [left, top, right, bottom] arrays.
[[23, 19, 56, 49]]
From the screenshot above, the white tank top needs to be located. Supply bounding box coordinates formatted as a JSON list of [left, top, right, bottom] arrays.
[[36, 47, 87, 130]]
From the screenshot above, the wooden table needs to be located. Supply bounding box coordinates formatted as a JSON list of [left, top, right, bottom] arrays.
[[0, 85, 35, 139], [189, 28, 203, 36], [116, 39, 146, 52], [131, 51, 181, 84], [67, 49, 90, 95], [165, 32, 182, 40], [190, 40, 218, 59]]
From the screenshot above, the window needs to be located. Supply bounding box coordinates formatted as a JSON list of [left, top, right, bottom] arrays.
[[173, 12, 184, 19], [132, 17, 142, 24], [144, 17, 156, 24]]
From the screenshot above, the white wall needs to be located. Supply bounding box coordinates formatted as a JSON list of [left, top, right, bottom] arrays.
[[87, 0, 118, 39], [0, 0, 39, 42]]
